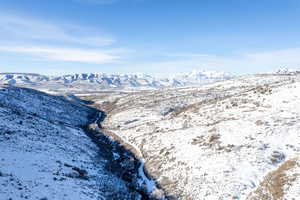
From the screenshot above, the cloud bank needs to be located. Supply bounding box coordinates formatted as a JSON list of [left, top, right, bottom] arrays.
[[132, 49, 300, 74], [0, 46, 119, 64], [1, 13, 300, 73], [0, 13, 120, 64]]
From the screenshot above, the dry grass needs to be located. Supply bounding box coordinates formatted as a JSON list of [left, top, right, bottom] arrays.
[[247, 158, 299, 200]]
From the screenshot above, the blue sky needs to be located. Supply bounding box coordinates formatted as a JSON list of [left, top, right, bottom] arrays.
[[1, 0, 300, 75]]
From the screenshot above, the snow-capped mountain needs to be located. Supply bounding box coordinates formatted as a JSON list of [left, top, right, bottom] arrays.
[[170, 70, 233, 84], [0, 71, 234, 91], [0, 73, 49, 85]]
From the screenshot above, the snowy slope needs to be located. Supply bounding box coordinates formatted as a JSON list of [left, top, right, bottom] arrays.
[[2, 72, 299, 200], [0, 85, 143, 200], [81, 73, 300, 199]]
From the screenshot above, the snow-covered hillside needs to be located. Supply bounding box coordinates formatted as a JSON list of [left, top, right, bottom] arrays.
[[0, 85, 159, 200], [2, 72, 300, 200], [81, 73, 300, 200], [0, 71, 233, 91]]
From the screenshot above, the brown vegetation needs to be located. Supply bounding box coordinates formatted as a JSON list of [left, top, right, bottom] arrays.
[[247, 158, 299, 200]]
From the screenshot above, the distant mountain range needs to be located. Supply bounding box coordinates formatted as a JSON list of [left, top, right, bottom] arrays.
[[0, 71, 234, 91]]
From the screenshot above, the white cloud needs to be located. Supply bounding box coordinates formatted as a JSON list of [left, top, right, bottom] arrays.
[[0, 46, 119, 64], [244, 48, 300, 67], [0, 13, 123, 65], [164, 53, 211, 58], [131, 49, 300, 74], [0, 14, 115, 46]]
